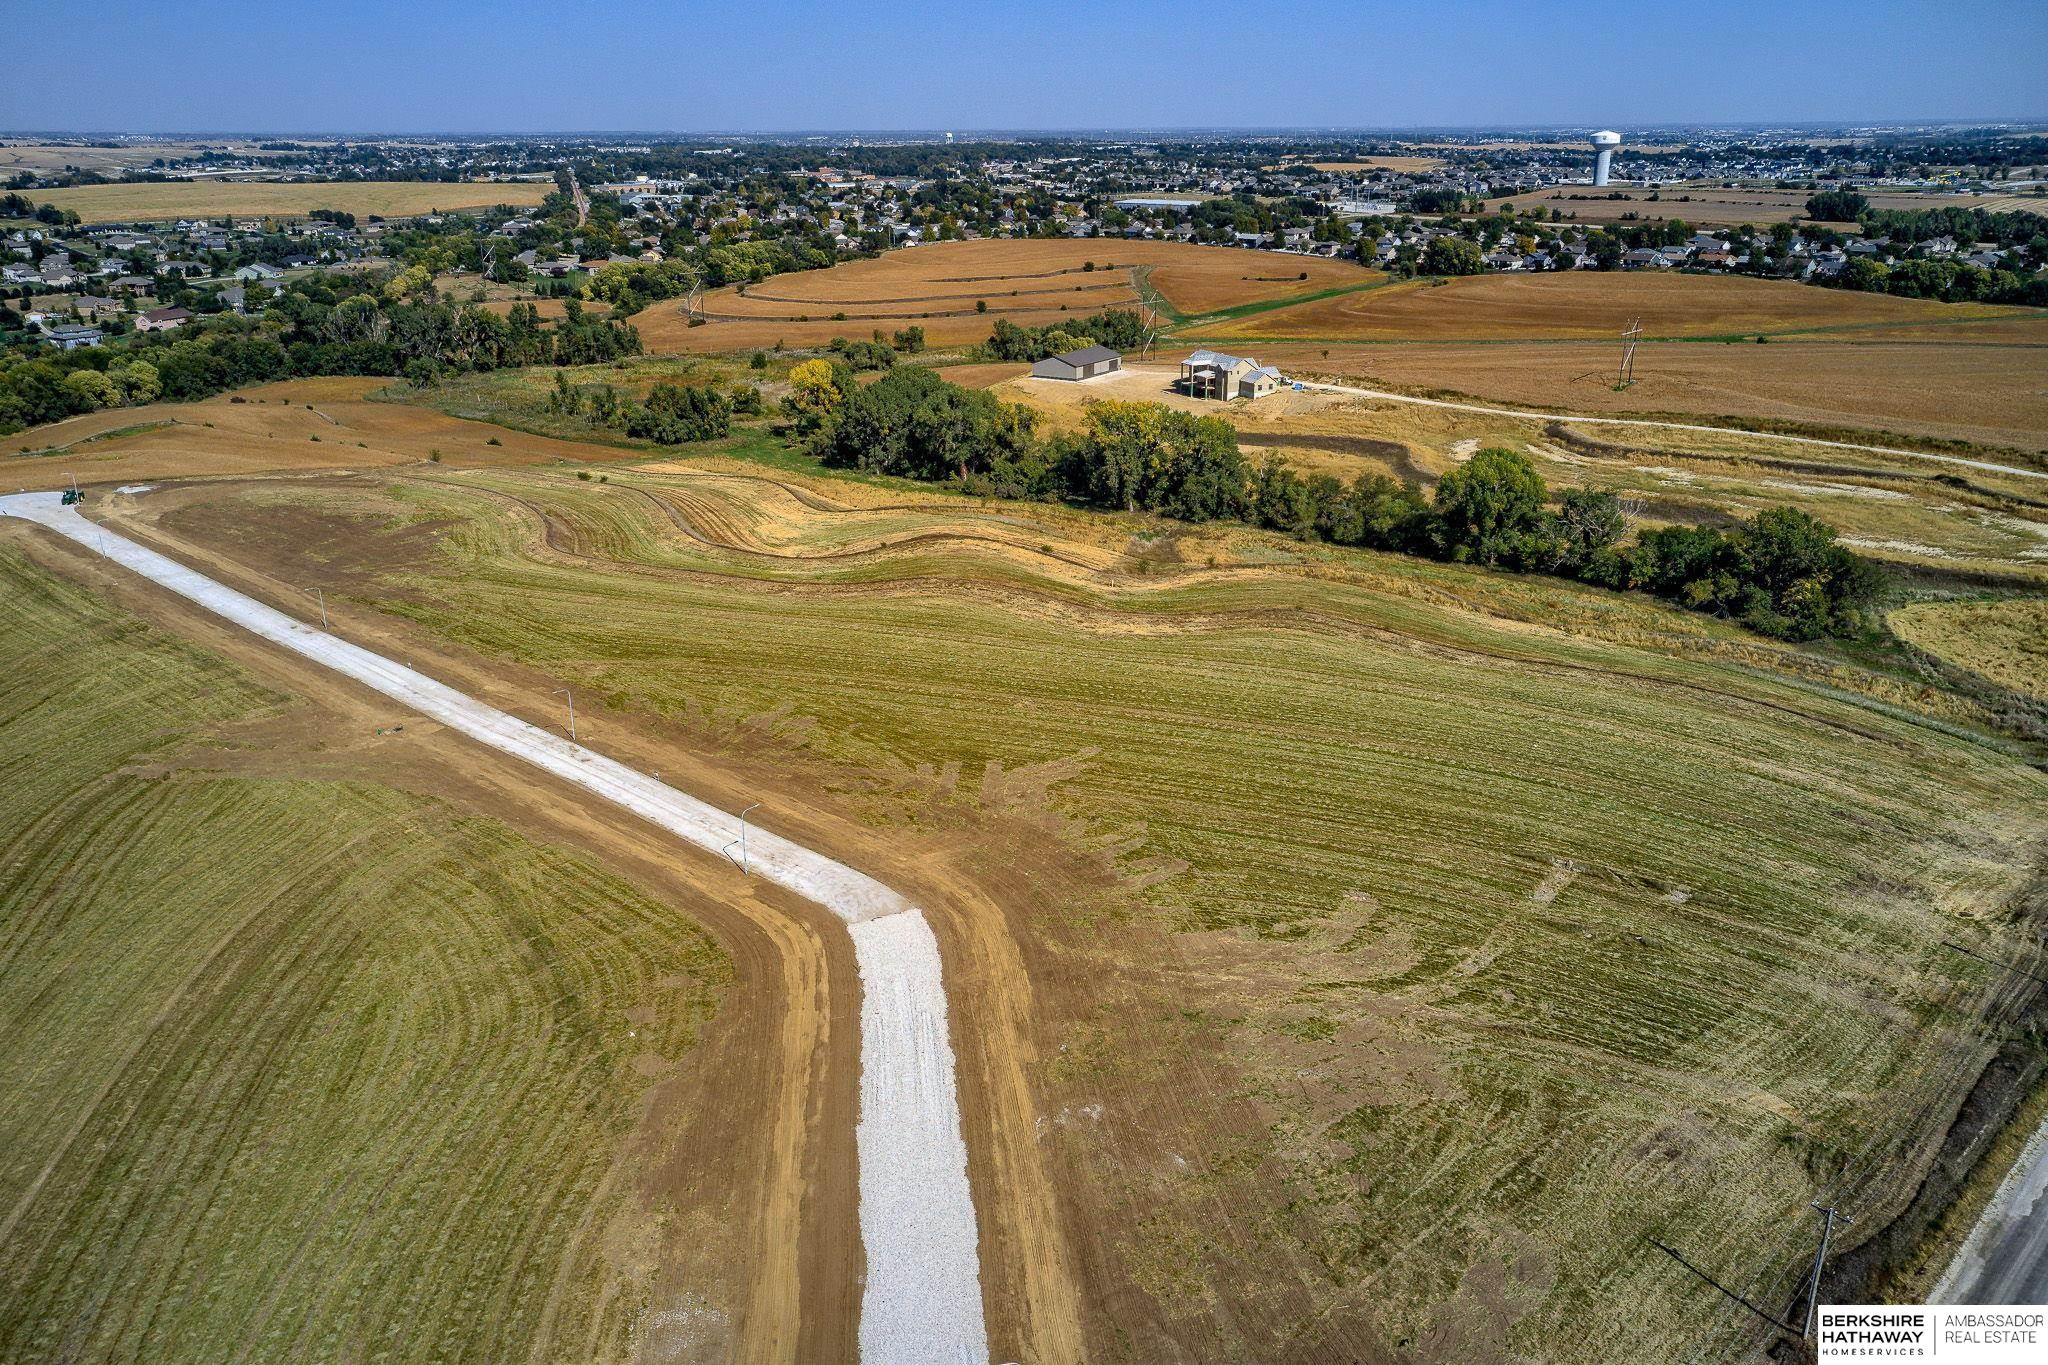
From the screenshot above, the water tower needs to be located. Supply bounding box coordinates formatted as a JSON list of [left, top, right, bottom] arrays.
[[1590, 130, 1622, 186]]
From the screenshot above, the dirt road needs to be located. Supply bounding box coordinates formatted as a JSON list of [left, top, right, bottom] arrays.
[[0, 490, 989, 1364]]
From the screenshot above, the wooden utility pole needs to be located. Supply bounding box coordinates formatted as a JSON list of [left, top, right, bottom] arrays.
[[1618, 316, 1644, 384]]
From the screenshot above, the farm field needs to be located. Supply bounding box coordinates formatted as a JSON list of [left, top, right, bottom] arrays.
[[1249, 337, 2048, 455], [1199, 271, 2038, 343], [1891, 598, 2048, 699], [635, 238, 1379, 352], [1487, 181, 2044, 225], [995, 362, 2048, 574], [24, 179, 550, 223], [117, 459, 2048, 1363], [0, 536, 730, 1363], [0, 140, 316, 176], [1282, 156, 1446, 172], [0, 376, 651, 487]]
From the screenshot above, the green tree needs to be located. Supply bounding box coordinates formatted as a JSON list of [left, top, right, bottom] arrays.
[[1431, 448, 1549, 565], [1421, 236, 1484, 276]]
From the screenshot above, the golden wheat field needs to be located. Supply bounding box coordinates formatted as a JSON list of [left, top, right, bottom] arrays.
[[635, 239, 1380, 352], [27, 180, 550, 223]]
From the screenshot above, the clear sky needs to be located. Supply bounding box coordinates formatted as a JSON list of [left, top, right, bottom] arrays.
[[7, 0, 2044, 134]]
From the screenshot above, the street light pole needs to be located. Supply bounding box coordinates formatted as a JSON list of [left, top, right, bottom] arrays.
[[305, 586, 327, 629], [738, 802, 759, 875], [552, 687, 576, 741], [721, 803, 762, 876]]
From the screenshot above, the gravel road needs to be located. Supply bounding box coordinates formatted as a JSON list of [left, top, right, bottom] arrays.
[[1, 490, 989, 1364], [1935, 1117, 2048, 1305]]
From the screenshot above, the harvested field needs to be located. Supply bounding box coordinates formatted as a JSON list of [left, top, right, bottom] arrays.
[[995, 363, 2048, 568], [26, 180, 550, 223], [0, 537, 731, 1362], [1891, 598, 2048, 699], [476, 295, 611, 319], [1284, 157, 1446, 173], [0, 377, 648, 487], [1200, 271, 2037, 343], [1488, 182, 2041, 225], [637, 239, 1379, 352], [931, 361, 1030, 390], [0, 141, 311, 175], [1250, 338, 2048, 455], [128, 461, 2048, 1364]]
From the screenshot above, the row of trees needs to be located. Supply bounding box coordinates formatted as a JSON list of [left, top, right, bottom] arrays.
[[543, 373, 746, 445], [0, 274, 643, 433], [788, 368, 1882, 641], [975, 309, 1150, 362]]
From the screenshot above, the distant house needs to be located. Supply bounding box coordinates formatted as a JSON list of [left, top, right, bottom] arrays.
[[1030, 344, 1122, 382], [234, 261, 284, 281], [42, 324, 104, 350], [68, 294, 123, 319], [1180, 349, 1281, 401], [137, 305, 193, 332], [109, 274, 156, 295]]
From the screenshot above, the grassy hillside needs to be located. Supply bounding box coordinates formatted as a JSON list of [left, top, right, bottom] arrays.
[[161, 465, 2048, 1361], [0, 543, 727, 1362]]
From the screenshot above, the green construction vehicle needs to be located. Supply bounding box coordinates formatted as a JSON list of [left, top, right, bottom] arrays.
[[60, 489, 80, 506]]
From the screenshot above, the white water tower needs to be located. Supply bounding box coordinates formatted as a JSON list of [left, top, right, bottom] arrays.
[[1590, 130, 1622, 186]]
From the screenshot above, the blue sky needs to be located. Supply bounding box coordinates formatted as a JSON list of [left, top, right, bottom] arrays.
[[6, 0, 2044, 133]]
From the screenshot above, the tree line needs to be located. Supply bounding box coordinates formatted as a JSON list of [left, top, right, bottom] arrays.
[[784, 366, 1882, 641], [0, 273, 642, 433]]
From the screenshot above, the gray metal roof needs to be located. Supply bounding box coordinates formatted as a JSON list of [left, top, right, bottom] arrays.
[[1051, 344, 1119, 366]]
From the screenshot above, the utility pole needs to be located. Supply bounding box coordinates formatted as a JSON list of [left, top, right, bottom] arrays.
[[1803, 1203, 1850, 1343], [1618, 316, 1644, 385], [552, 687, 576, 741], [305, 586, 327, 629]]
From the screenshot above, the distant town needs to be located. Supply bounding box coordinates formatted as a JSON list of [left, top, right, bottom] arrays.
[[4, 123, 2045, 358]]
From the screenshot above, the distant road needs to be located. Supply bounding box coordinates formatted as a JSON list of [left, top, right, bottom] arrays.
[[1935, 1118, 2048, 1304], [1293, 380, 2048, 482], [0, 490, 989, 1364]]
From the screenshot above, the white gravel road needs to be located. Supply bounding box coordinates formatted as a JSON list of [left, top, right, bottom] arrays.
[[1, 491, 989, 1364]]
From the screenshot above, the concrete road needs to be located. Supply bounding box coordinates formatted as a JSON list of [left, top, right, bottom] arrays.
[[1, 491, 989, 1364], [1935, 1118, 2048, 1304]]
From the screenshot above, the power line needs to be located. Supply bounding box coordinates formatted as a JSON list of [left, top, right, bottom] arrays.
[[1647, 1237, 1802, 1338]]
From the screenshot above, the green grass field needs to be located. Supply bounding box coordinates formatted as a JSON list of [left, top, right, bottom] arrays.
[[0, 543, 727, 1362], [184, 465, 2048, 1361]]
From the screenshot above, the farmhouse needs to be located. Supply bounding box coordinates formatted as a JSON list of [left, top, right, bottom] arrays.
[[1030, 344, 1122, 382], [137, 305, 193, 332], [1180, 349, 1282, 401]]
